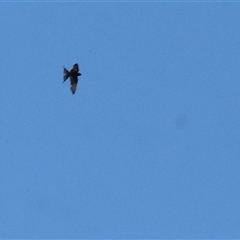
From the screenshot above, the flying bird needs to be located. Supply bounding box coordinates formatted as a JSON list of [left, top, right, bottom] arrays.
[[63, 63, 82, 94]]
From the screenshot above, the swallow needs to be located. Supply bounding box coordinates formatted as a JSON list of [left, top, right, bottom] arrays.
[[63, 63, 82, 94]]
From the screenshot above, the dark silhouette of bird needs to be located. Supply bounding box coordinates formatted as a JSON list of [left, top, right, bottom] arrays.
[[63, 63, 82, 94]]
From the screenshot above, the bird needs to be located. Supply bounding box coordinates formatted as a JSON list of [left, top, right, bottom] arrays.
[[63, 63, 82, 94]]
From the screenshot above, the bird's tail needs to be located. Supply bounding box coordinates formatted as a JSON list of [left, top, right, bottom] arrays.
[[63, 67, 70, 83]]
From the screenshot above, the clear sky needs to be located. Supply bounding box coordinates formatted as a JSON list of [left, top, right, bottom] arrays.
[[0, 1, 240, 239]]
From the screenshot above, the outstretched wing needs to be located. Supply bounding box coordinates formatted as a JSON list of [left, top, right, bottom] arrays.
[[72, 63, 79, 72], [70, 76, 78, 85], [70, 83, 77, 94]]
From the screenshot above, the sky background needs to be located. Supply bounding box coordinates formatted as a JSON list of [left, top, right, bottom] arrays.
[[0, 1, 240, 239]]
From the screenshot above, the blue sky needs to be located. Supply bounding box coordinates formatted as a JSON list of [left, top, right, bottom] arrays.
[[0, 1, 240, 239]]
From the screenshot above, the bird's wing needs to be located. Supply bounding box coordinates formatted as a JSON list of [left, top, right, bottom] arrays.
[[72, 63, 79, 72], [70, 83, 77, 94], [70, 76, 78, 85]]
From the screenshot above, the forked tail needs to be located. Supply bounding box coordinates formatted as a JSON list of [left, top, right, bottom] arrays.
[[63, 67, 70, 83]]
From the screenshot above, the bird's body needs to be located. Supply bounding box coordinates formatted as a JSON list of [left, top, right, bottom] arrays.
[[63, 63, 82, 94]]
